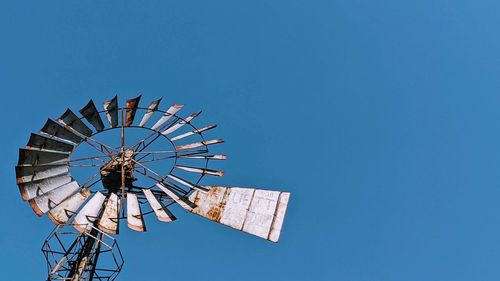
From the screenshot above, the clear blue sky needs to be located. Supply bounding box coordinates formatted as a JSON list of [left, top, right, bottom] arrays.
[[1, 1, 500, 280]]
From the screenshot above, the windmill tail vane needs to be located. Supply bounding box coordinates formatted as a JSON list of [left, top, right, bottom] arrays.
[[16, 96, 291, 280]]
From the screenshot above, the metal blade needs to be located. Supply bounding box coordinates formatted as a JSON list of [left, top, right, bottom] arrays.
[[175, 139, 224, 150], [177, 154, 227, 160], [138, 98, 162, 127], [155, 182, 197, 211], [175, 165, 224, 177], [125, 95, 142, 126], [28, 181, 80, 216], [143, 189, 176, 222], [167, 174, 209, 193], [98, 193, 120, 234], [18, 148, 69, 166], [126, 193, 146, 232], [48, 188, 91, 225], [170, 124, 217, 141], [41, 119, 83, 144], [26, 133, 74, 153], [57, 109, 92, 137], [72, 191, 106, 233], [161, 112, 200, 135], [16, 164, 69, 184], [103, 95, 118, 128], [151, 104, 183, 130], [19, 174, 72, 201], [188, 187, 291, 242], [79, 99, 105, 132]]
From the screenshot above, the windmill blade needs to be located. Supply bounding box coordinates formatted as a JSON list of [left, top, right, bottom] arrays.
[[170, 124, 217, 141], [103, 96, 118, 128], [161, 112, 200, 135], [175, 165, 224, 177], [72, 191, 106, 233], [41, 119, 83, 144], [127, 193, 146, 232], [156, 182, 197, 211], [18, 174, 72, 201], [143, 189, 176, 222], [28, 181, 80, 216], [138, 98, 162, 127], [48, 188, 91, 225], [125, 95, 142, 126], [98, 193, 120, 234], [16, 164, 69, 184], [177, 154, 227, 160], [188, 187, 291, 242], [151, 104, 183, 130], [79, 99, 105, 132], [26, 133, 74, 153], [175, 139, 224, 150], [167, 174, 209, 193], [57, 109, 93, 137], [18, 148, 69, 166]]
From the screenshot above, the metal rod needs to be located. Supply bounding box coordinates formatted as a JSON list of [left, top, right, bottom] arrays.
[[121, 108, 125, 216]]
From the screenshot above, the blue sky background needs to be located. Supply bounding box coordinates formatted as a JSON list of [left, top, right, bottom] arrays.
[[1, 1, 500, 280]]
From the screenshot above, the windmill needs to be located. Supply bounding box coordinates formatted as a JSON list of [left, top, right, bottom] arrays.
[[15, 96, 291, 280]]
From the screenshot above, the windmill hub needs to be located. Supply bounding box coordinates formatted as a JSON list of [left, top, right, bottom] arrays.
[[100, 148, 137, 192]]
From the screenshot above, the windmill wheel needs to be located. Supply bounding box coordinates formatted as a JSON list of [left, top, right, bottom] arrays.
[[16, 96, 290, 243]]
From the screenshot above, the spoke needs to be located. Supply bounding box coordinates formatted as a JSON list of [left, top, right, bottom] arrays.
[[121, 108, 126, 215], [69, 164, 102, 168], [80, 170, 102, 188], [69, 155, 108, 163], [130, 116, 180, 152], [131, 159, 187, 195], [135, 149, 207, 162]]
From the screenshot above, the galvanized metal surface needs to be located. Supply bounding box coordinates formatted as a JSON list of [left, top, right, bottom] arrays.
[[99, 193, 119, 234], [79, 99, 105, 132], [16, 164, 69, 184], [156, 182, 196, 211], [57, 109, 93, 137], [170, 124, 217, 141], [138, 98, 162, 127], [28, 181, 80, 216], [189, 187, 290, 242], [151, 104, 183, 130], [41, 119, 83, 144], [26, 133, 74, 153], [126, 193, 145, 232], [175, 164, 224, 177], [175, 139, 224, 150], [161, 112, 200, 135], [19, 174, 72, 201], [103, 96, 118, 128], [143, 189, 176, 222], [18, 148, 69, 166], [48, 188, 91, 225], [73, 192, 106, 233], [125, 95, 141, 126]]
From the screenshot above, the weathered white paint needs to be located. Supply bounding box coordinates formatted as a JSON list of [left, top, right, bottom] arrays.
[[170, 124, 216, 141], [19, 174, 72, 201], [156, 182, 195, 211], [73, 192, 106, 233], [143, 189, 176, 222], [48, 188, 91, 225], [151, 104, 183, 130], [175, 165, 224, 177], [98, 193, 119, 234], [29, 181, 80, 216], [268, 192, 291, 242], [161, 113, 199, 135], [126, 193, 145, 232], [175, 139, 224, 150], [16, 165, 69, 185], [139, 98, 162, 127], [188, 187, 290, 242]]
